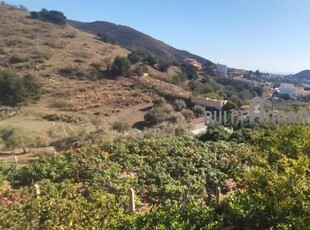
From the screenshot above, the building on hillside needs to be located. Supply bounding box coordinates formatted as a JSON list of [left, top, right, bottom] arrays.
[[185, 58, 202, 70], [191, 97, 228, 110], [216, 63, 227, 77], [278, 83, 295, 98]]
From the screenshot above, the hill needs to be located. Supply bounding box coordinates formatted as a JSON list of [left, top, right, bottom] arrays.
[[0, 4, 265, 160], [294, 70, 310, 80], [68, 20, 211, 65], [0, 5, 194, 155]]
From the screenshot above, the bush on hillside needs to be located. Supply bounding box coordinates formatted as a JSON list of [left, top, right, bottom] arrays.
[[97, 32, 117, 45], [181, 109, 195, 121], [152, 96, 166, 106], [0, 70, 42, 106], [181, 63, 199, 80], [22, 74, 42, 100], [199, 126, 231, 142], [144, 54, 157, 66], [30, 8, 67, 25], [127, 52, 142, 64], [158, 60, 171, 72], [192, 105, 205, 117], [8, 54, 29, 64], [144, 104, 174, 124], [172, 73, 187, 85], [173, 99, 187, 111], [130, 65, 144, 77], [112, 121, 130, 133], [110, 57, 131, 78]]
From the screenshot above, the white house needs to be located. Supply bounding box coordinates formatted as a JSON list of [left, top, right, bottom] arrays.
[[278, 83, 295, 98]]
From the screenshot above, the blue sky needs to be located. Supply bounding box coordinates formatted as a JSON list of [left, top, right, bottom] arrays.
[[5, 0, 310, 73]]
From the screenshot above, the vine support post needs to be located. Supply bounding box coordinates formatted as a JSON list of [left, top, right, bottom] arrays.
[[34, 184, 41, 197], [216, 187, 221, 206], [128, 188, 136, 213], [14, 155, 18, 164]]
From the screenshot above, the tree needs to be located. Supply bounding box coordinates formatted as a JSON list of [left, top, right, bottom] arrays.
[[181, 63, 198, 80], [0, 70, 42, 106], [110, 57, 131, 77], [127, 52, 142, 64], [144, 104, 174, 124], [0, 71, 23, 106], [222, 101, 237, 111], [144, 54, 157, 66], [30, 9, 67, 25], [158, 60, 171, 72]]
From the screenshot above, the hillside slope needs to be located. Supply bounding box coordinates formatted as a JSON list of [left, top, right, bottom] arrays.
[[68, 20, 210, 64], [0, 5, 194, 136]]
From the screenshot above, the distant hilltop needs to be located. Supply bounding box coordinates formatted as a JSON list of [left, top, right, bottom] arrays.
[[294, 70, 310, 80], [67, 20, 211, 65]]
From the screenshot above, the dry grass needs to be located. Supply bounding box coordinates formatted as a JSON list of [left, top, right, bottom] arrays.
[[0, 5, 192, 159]]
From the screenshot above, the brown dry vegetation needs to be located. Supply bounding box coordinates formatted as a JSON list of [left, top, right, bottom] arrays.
[[0, 6, 193, 158]]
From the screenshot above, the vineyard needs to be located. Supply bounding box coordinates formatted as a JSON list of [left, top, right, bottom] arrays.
[[0, 125, 309, 229]]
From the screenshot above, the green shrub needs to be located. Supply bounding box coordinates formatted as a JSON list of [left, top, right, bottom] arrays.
[[0, 71, 23, 106], [181, 109, 195, 121], [172, 73, 187, 85], [130, 65, 144, 76], [0, 70, 42, 106], [97, 32, 117, 45], [144, 104, 174, 124], [173, 99, 186, 111], [111, 57, 131, 78], [0, 127, 48, 150], [158, 60, 171, 72], [127, 52, 142, 64], [199, 126, 231, 142], [0, 161, 17, 183], [30, 8, 67, 25], [58, 67, 87, 79], [112, 121, 130, 133], [152, 96, 166, 106], [31, 51, 52, 62], [108, 205, 219, 230], [8, 54, 29, 64], [22, 74, 42, 100], [192, 105, 205, 117], [181, 63, 198, 80]]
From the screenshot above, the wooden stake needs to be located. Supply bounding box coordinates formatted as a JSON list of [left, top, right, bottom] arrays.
[[34, 184, 41, 197], [128, 188, 135, 213], [216, 187, 221, 206]]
